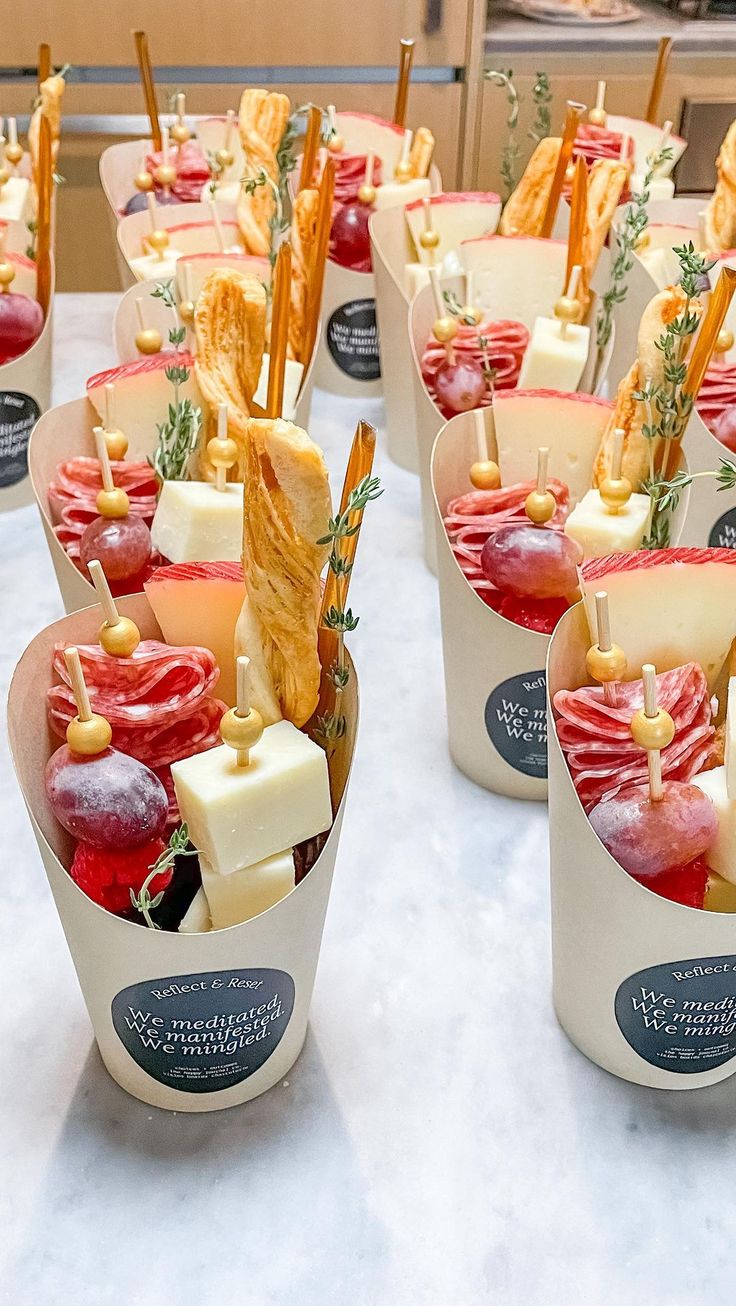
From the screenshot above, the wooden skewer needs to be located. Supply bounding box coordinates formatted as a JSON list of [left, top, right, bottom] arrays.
[[619, 133, 630, 164], [474, 408, 489, 463], [87, 559, 121, 629], [64, 647, 93, 721], [36, 115, 53, 318], [642, 664, 663, 800], [208, 199, 226, 252], [104, 384, 115, 432], [595, 81, 606, 113], [595, 592, 619, 707], [146, 191, 158, 233], [566, 158, 587, 297], [393, 38, 415, 128], [645, 36, 673, 126], [299, 105, 322, 192], [397, 128, 413, 176], [235, 657, 252, 766], [559, 266, 582, 341], [428, 266, 446, 320], [38, 43, 51, 87], [610, 427, 625, 482], [133, 30, 162, 152], [215, 403, 228, 492], [541, 101, 586, 239], [135, 297, 148, 335], [266, 241, 292, 419], [364, 150, 375, 189], [536, 447, 549, 496], [93, 427, 115, 493], [301, 155, 335, 369]]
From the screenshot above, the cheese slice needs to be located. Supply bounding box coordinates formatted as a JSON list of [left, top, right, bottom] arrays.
[[404, 193, 501, 261], [129, 248, 184, 282], [87, 354, 201, 450], [253, 355, 304, 422], [631, 174, 674, 203], [178, 886, 212, 933], [151, 480, 244, 564], [705, 871, 736, 913], [691, 767, 736, 884], [493, 389, 612, 507], [517, 317, 590, 392], [171, 720, 332, 877], [200, 849, 295, 929], [726, 678, 736, 801], [460, 236, 567, 331], [564, 488, 650, 558], [0, 177, 31, 223], [373, 178, 431, 212], [144, 560, 245, 706]]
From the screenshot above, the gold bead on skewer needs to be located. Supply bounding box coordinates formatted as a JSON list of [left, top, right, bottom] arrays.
[[66, 712, 113, 755], [470, 459, 501, 491], [134, 170, 154, 193], [599, 474, 633, 512], [585, 642, 627, 684], [96, 486, 130, 519], [630, 705, 675, 751], [220, 705, 264, 754], [171, 121, 191, 146], [716, 326, 734, 357], [419, 228, 440, 251], [553, 295, 582, 325], [432, 315, 458, 344], [588, 107, 607, 128], [103, 428, 129, 461], [358, 183, 376, 205], [525, 489, 556, 524], [214, 147, 234, 171], [154, 162, 177, 189], [99, 615, 141, 659], [206, 434, 238, 469], [395, 159, 413, 183], [146, 228, 170, 257], [135, 327, 163, 355], [0, 259, 16, 289]]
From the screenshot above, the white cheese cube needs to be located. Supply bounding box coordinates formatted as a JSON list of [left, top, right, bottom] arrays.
[[631, 174, 675, 203], [205, 181, 241, 205], [253, 355, 304, 422], [638, 246, 670, 291], [151, 480, 244, 564], [373, 178, 431, 213], [691, 766, 736, 884], [726, 678, 736, 801], [178, 886, 211, 933], [171, 719, 332, 877], [130, 247, 184, 282], [564, 488, 651, 558], [201, 849, 295, 929], [405, 261, 432, 298], [518, 316, 590, 393], [0, 177, 30, 223]]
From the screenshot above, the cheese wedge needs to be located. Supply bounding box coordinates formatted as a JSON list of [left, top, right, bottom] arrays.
[[144, 561, 245, 706], [0, 177, 31, 223], [130, 248, 184, 282], [404, 193, 501, 261], [200, 849, 295, 928], [460, 236, 567, 331], [171, 719, 332, 877], [87, 354, 201, 448], [517, 317, 590, 392], [493, 389, 612, 507], [405, 261, 432, 298], [564, 488, 650, 558], [692, 766, 736, 884], [151, 480, 244, 564], [374, 178, 431, 212], [631, 174, 675, 203], [178, 886, 212, 933]]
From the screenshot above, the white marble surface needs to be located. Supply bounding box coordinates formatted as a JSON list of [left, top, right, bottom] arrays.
[[3, 295, 736, 1306]]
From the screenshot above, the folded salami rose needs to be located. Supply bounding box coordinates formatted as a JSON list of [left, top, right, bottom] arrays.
[[697, 362, 736, 450], [331, 152, 384, 206], [49, 457, 159, 526], [444, 477, 569, 604], [145, 140, 211, 204], [553, 661, 714, 811], [421, 320, 530, 419]]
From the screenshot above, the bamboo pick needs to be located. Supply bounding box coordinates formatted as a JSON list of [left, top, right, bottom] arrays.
[[645, 37, 673, 126], [93, 427, 115, 493], [393, 38, 415, 127], [133, 30, 162, 152], [474, 408, 489, 463], [64, 647, 93, 722], [565, 156, 588, 295], [266, 241, 292, 419], [208, 199, 226, 252], [642, 663, 664, 800], [299, 105, 322, 192], [36, 116, 53, 318], [541, 101, 586, 239], [594, 591, 619, 707], [558, 266, 582, 341], [301, 154, 335, 371], [87, 559, 120, 629]]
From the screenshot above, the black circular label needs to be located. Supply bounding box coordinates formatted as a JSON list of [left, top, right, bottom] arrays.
[[111, 967, 295, 1094], [326, 298, 381, 381], [0, 390, 40, 488], [708, 508, 736, 549], [615, 955, 736, 1074], [485, 670, 547, 779]]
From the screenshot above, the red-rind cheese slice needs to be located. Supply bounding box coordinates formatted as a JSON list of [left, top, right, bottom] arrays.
[[493, 388, 613, 508]]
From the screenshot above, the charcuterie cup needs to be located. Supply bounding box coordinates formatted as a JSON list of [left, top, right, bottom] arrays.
[[99, 139, 152, 286], [8, 591, 358, 1112], [547, 549, 736, 1090], [311, 112, 440, 398], [370, 192, 501, 472], [431, 397, 690, 798]]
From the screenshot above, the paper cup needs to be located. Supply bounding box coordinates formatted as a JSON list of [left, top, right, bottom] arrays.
[[311, 111, 441, 397], [370, 192, 501, 472], [8, 591, 358, 1112], [117, 200, 242, 289], [99, 140, 154, 288], [0, 257, 55, 513], [548, 549, 736, 1090]]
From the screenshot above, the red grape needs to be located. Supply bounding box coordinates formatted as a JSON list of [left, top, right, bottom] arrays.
[[80, 513, 152, 581], [588, 781, 718, 884], [434, 357, 486, 415], [481, 523, 582, 599], [0, 292, 44, 364], [45, 745, 169, 848], [330, 202, 372, 272]]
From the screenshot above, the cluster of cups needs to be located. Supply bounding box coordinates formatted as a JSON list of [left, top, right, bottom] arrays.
[[9, 109, 736, 1105]]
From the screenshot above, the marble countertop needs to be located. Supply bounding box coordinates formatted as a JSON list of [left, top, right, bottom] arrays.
[[3, 294, 736, 1306], [487, 0, 736, 54]]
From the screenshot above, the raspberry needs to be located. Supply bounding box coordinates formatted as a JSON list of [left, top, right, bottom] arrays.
[[70, 839, 171, 915], [637, 857, 709, 910], [498, 594, 569, 634]]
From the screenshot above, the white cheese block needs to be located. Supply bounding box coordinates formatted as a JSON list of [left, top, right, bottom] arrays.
[[691, 767, 736, 884], [726, 679, 736, 801], [200, 849, 295, 929], [144, 560, 245, 706], [493, 389, 612, 508], [637, 246, 670, 291], [0, 177, 30, 223], [171, 719, 332, 877], [178, 886, 212, 933], [87, 356, 201, 448], [252, 355, 304, 422], [631, 174, 675, 203], [404, 193, 501, 261], [517, 316, 590, 393], [151, 480, 244, 564], [460, 236, 567, 332], [405, 261, 432, 298], [564, 488, 650, 558], [373, 178, 431, 212], [129, 247, 184, 282], [203, 181, 241, 205]]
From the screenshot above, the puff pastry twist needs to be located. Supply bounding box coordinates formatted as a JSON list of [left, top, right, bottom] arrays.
[[236, 88, 290, 256]]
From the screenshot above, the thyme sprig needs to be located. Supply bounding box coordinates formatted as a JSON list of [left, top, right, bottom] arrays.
[[485, 69, 521, 201], [148, 281, 203, 480], [314, 474, 383, 753], [241, 166, 288, 268], [130, 824, 196, 929], [642, 460, 736, 549], [596, 145, 674, 352], [443, 288, 478, 325], [529, 72, 552, 143]]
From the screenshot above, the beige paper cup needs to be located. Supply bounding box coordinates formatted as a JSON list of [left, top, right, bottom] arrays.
[[99, 140, 155, 288], [0, 258, 55, 513], [370, 192, 501, 472], [8, 591, 358, 1112], [548, 549, 736, 1089]]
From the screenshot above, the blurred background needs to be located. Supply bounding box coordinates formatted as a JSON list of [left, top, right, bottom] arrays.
[[3, 0, 735, 289]]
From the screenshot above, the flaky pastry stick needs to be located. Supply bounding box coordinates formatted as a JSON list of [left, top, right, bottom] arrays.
[[236, 88, 291, 255], [194, 268, 267, 477], [498, 137, 562, 237], [409, 127, 435, 179], [577, 156, 631, 315], [702, 120, 736, 255], [289, 187, 319, 363]]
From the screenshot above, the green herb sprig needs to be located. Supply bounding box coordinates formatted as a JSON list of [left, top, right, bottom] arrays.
[[596, 145, 674, 353], [148, 281, 203, 481], [443, 289, 478, 326], [485, 69, 521, 201], [643, 459, 736, 548], [529, 72, 552, 144], [130, 824, 196, 930], [314, 474, 383, 754]]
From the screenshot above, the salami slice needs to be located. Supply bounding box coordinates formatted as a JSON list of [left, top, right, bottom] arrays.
[[444, 477, 569, 602], [422, 320, 529, 418], [697, 362, 736, 448], [144, 140, 211, 204], [331, 152, 384, 207], [49, 457, 158, 525], [553, 661, 714, 810]]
